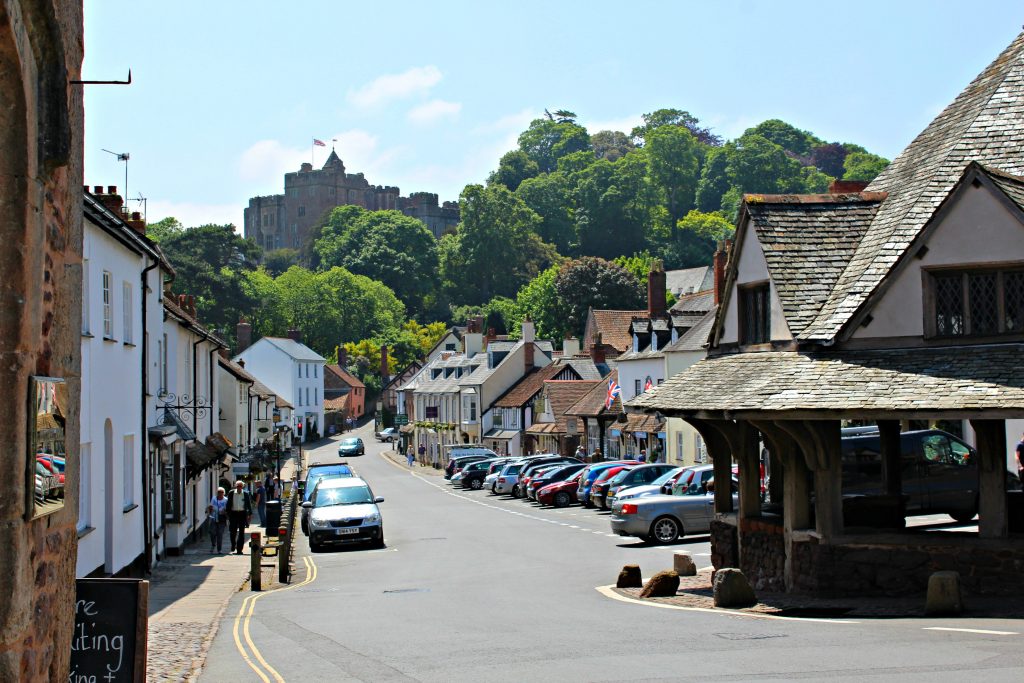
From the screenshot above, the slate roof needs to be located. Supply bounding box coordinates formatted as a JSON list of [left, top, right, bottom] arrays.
[[666, 307, 717, 353], [986, 164, 1024, 210], [586, 310, 644, 354], [627, 345, 1024, 417], [163, 297, 227, 347], [670, 289, 714, 315], [566, 370, 620, 417], [742, 193, 885, 337], [802, 31, 1024, 341], [665, 266, 712, 297], [562, 357, 603, 380], [492, 364, 564, 408], [260, 337, 326, 362]]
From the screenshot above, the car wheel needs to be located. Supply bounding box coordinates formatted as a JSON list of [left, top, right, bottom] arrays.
[[470, 478, 483, 490], [651, 516, 681, 544], [511, 484, 520, 497], [553, 491, 571, 508], [490, 484, 497, 494], [301, 519, 309, 536]]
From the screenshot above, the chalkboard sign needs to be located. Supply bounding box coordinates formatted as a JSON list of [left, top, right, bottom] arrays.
[[70, 578, 148, 683]]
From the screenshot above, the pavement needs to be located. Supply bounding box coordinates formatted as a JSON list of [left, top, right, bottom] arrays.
[[144, 441, 314, 682]]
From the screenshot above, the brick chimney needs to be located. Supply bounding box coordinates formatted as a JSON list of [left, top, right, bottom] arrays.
[[563, 336, 580, 357], [713, 241, 730, 306], [93, 184, 125, 216], [647, 258, 666, 318], [287, 329, 302, 343], [486, 327, 496, 345], [236, 317, 252, 353], [590, 332, 606, 365], [338, 346, 348, 368], [829, 179, 870, 194], [522, 316, 536, 370], [380, 345, 389, 381], [125, 211, 146, 236]]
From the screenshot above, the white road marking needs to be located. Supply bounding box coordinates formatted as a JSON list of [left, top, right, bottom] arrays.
[[923, 627, 1019, 636]]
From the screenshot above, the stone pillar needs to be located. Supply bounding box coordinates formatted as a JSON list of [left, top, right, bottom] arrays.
[[877, 420, 902, 497], [970, 419, 1008, 539]]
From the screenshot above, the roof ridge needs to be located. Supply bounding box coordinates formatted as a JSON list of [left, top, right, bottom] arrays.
[[743, 191, 888, 205]]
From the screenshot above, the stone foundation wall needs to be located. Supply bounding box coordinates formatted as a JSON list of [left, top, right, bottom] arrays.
[[738, 518, 786, 591], [709, 519, 738, 577], [791, 537, 1024, 597]]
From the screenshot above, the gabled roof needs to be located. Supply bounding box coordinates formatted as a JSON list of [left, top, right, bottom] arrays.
[[218, 356, 256, 384], [538, 380, 601, 432], [585, 310, 644, 353], [666, 307, 717, 353], [670, 289, 714, 315], [257, 337, 326, 362], [383, 360, 423, 391], [985, 164, 1024, 211], [324, 394, 350, 411], [325, 364, 365, 389], [665, 266, 712, 297], [493, 364, 566, 408], [742, 193, 885, 337], [566, 370, 620, 417], [802, 30, 1024, 341]]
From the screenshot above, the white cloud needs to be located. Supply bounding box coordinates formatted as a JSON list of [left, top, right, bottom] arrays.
[[238, 139, 307, 186], [146, 199, 241, 230], [581, 113, 643, 135], [347, 65, 443, 108], [407, 99, 462, 125], [471, 108, 540, 136]]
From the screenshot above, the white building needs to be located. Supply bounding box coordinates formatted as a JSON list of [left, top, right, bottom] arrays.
[[234, 335, 325, 442], [78, 190, 166, 577]]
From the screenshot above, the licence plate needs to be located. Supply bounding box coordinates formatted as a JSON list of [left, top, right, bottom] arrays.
[[334, 527, 360, 535]]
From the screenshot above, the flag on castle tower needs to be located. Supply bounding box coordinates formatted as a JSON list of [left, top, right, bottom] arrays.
[[313, 138, 326, 147]]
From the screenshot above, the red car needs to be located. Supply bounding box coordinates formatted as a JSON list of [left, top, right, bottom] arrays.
[[37, 455, 65, 485], [537, 472, 583, 508]]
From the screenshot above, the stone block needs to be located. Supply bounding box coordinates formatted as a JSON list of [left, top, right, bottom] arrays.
[[925, 571, 963, 616], [640, 570, 680, 598], [673, 552, 697, 576], [616, 564, 642, 588], [713, 568, 757, 608]]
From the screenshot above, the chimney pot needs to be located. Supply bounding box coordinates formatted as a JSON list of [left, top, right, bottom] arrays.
[[236, 317, 252, 354], [108, 185, 117, 195], [93, 185, 103, 194], [131, 211, 141, 220], [829, 179, 870, 194], [713, 241, 730, 306], [647, 258, 667, 318], [590, 332, 606, 365], [83, 185, 89, 193], [287, 329, 302, 343]]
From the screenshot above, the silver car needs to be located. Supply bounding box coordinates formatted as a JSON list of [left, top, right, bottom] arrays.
[[493, 460, 528, 495], [303, 477, 385, 551], [610, 477, 737, 544]]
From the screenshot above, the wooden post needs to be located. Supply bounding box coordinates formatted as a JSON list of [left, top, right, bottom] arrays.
[[767, 447, 784, 505], [250, 532, 262, 591], [688, 418, 734, 514], [877, 420, 902, 497], [811, 421, 844, 538], [970, 419, 1008, 539], [737, 421, 762, 519]]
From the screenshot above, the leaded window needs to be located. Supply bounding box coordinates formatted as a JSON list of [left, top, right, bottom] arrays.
[[739, 283, 771, 345], [930, 267, 1024, 337]]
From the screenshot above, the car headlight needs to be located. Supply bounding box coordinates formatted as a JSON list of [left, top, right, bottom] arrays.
[[310, 517, 330, 528], [363, 512, 380, 524]]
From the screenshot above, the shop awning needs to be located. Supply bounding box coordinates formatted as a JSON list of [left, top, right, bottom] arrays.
[[399, 424, 415, 433], [483, 429, 520, 440], [186, 441, 220, 475], [162, 408, 196, 442], [526, 423, 557, 435]]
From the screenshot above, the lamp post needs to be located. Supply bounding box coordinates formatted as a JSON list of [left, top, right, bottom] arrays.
[[274, 425, 293, 483]]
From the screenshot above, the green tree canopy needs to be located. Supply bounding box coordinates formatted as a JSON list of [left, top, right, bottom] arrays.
[[262, 248, 300, 277], [517, 116, 592, 173], [631, 108, 722, 147], [727, 134, 804, 194], [843, 151, 889, 181], [146, 216, 184, 243], [552, 257, 645, 337], [646, 124, 702, 229], [514, 265, 566, 342], [571, 152, 650, 259], [744, 119, 821, 158], [590, 130, 635, 162], [515, 171, 575, 254], [488, 149, 541, 191], [695, 146, 732, 213]]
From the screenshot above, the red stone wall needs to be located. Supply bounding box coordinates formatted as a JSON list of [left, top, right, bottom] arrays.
[[0, 2, 83, 680], [738, 517, 786, 592]]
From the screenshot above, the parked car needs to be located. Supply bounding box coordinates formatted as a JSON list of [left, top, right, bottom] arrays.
[[301, 462, 354, 535], [338, 437, 365, 457], [460, 459, 506, 490], [589, 466, 634, 510], [537, 472, 584, 507], [527, 463, 586, 500], [520, 464, 565, 501], [494, 460, 531, 496], [446, 453, 493, 480], [610, 477, 738, 544], [515, 456, 580, 498], [375, 427, 399, 442], [36, 455, 66, 485], [604, 464, 678, 509], [577, 462, 641, 508], [302, 477, 385, 551], [615, 466, 691, 503], [443, 445, 498, 466]]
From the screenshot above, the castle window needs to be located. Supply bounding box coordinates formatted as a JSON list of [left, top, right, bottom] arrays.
[[739, 282, 771, 345], [328, 187, 336, 196], [298, 206, 306, 217], [928, 266, 1024, 337]]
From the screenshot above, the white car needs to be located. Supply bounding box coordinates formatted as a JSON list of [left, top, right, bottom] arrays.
[[302, 477, 385, 551], [493, 460, 527, 496]]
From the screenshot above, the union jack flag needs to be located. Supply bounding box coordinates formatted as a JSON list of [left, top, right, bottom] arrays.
[[644, 377, 653, 392], [605, 378, 621, 409]]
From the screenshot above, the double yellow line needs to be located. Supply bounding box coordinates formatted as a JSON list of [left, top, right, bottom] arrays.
[[232, 554, 319, 682]]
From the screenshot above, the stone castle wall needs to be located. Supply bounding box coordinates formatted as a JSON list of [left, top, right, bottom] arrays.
[[0, 2, 84, 680]]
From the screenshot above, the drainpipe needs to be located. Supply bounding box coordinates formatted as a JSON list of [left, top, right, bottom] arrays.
[[140, 257, 158, 572], [209, 348, 217, 435]]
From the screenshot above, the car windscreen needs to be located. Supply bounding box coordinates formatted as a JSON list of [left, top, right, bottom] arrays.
[[315, 485, 373, 507], [503, 464, 523, 475], [341, 438, 360, 445], [305, 469, 353, 500], [651, 467, 685, 487]]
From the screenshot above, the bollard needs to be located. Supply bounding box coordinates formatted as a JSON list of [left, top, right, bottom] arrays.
[[250, 532, 262, 591], [278, 526, 289, 584]]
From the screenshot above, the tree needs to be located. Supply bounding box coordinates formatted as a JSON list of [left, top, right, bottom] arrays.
[[810, 142, 848, 178], [590, 130, 635, 162], [488, 149, 540, 191], [439, 184, 557, 305], [646, 124, 702, 229], [146, 216, 184, 243], [516, 172, 574, 254], [517, 117, 592, 173], [240, 267, 287, 340], [315, 209, 439, 316], [158, 223, 261, 343], [744, 119, 821, 158], [552, 257, 645, 338], [262, 248, 299, 277], [514, 265, 566, 342], [843, 151, 889, 181], [571, 152, 650, 259], [695, 146, 732, 213], [726, 134, 804, 195], [662, 210, 734, 269], [801, 166, 835, 193], [631, 108, 722, 147]]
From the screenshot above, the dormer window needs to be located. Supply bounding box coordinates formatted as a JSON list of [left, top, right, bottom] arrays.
[[739, 282, 771, 345], [929, 267, 1024, 337]]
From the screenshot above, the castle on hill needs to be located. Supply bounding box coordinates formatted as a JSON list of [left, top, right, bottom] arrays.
[[244, 149, 460, 251]]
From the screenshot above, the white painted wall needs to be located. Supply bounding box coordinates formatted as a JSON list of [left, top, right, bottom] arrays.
[[720, 222, 792, 345], [617, 356, 664, 402], [853, 183, 1024, 340], [235, 339, 325, 438]]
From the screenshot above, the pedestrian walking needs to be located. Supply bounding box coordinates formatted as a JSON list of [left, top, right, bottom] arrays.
[[418, 442, 426, 466], [225, 480, 254, 555], [406, 444, 415, 467], [207, 487, 228, 553], [253, 479, 266, 526], [575, 444, 586, 460]]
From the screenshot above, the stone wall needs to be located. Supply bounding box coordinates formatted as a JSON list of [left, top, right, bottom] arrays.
[[709, 519, 738, 578], [0, 2, 83, 680], [738, 518, 786, 591], [791, 536, 1024, 597]]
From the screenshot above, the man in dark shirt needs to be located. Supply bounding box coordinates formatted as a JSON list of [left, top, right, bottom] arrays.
[[225, 480, 253, 555]]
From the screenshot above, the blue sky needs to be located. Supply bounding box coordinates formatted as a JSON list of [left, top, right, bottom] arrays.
[[83, 1, 1023, 229]]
